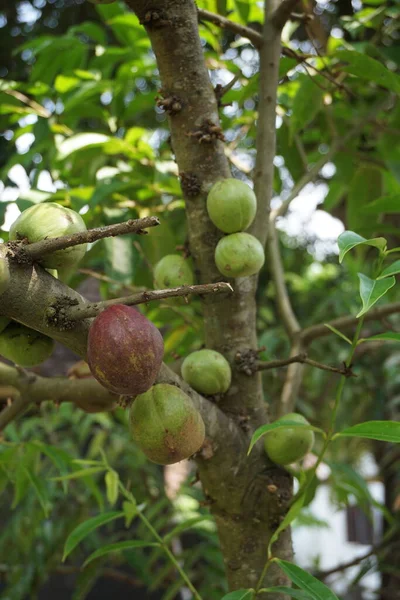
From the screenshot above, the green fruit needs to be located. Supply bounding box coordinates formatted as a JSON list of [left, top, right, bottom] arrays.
[[0, 257, 10, 296], [215, 232, 265, 278], [129, 384, 205, 465], [181, 349, 231, 395], [264, 413, 315, 466], [0, 317, 10, 335], [154, 255, 194, 289], [207, 178, 257, 233], [10, 203, 87, 269], [0, 322, 55, 367]]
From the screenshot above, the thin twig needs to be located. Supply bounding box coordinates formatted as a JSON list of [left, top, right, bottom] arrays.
[[301, 302, 400, 344], [197, 8, 263, 47], [0, 394, 33, 431], [256, 353, 354, 376], [271, 0, 301, 29], [12, 217, 160, 262], [267, 220, 301, 338], [4, 89, 51, 119], [61, 282, 234, 322], [271, 96, 394, 221]]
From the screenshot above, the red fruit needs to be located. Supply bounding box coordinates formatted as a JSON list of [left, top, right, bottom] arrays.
[[87, 305, 164, 396]]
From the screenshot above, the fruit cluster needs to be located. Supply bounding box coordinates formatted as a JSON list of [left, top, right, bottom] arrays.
[[207, 178, 265, 278]]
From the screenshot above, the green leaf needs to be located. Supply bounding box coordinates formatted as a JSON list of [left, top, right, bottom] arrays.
[[268, 495, 305, 553], [123, 500, 138, 528], [290, 75, 324, 137], [323, 324, 352, 345], [336, 420, 400, 443], [364, 194, 400, 214], [105, 470, 119, 507], [56, 133, 109, 160], [347, 167, 383, 236], [220, 591, 255, 600], [24, 467, 50, 518], [357, 273, 395, 317], [82, 540, 161, 568], [163, 515, 214, 543], [377, 260, 400, 279], [338, 231, 387, 263], [63, 511, 124, 561], [260, 587, 311, 599], [360, 332, 400, 342], [337, 50, 400, 94], [51, 467, 106, 481], [248, 421, 324, 455], [275, 560, 340, 600]]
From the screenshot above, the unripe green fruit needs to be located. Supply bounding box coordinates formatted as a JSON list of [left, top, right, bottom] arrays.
[[154, 255, 194, 289], [181, 349, 231, 395], [0, 317, 11, 335], [215, 232, 265, 278], [0, 322, 55, 367], [129, 384, 205, 465], [264, 413, 315, 466], [0, 257, 10, 296], [10, 203, 87, 269], [207, 179, 257, 233]]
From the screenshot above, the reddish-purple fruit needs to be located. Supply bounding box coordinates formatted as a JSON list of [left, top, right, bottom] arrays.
[[87, 304, 164, 396]]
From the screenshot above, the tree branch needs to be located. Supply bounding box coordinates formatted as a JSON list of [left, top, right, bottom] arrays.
[[251, 0, 283, 247], [0, 394, 32, 432], [59, 282, 234, 323], [256, 353, 354, 376], [301, 301, 400, 344], [271, 0, 301, 30], [10, 217, 160, 263], [267, 221, 300, 339], [197, 8, 263, 48]]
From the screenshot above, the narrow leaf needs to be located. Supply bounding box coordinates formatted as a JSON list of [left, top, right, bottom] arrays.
[[268, 495, 305, 553], [336, 420, 400, 443], [360, 332, 400, 342], [163, 515, 214, 543], [24, 467, 50, 518], [260, 587, 311, 599], [377, 260, 400, 279], [63, 511, 124, 561], [123, 500, 138, 528], [324, 324, 352, 345], [220, 591, 255, 600], [105, 470, 119, 507], [51, 467, 106, 481], [357, 273, 395, 317], [338, 231, 386, 263], [337, 50, 400, 94], [248, 422, 324, 455], [82, 540, 160, 568], [276, 560, 340, 600]]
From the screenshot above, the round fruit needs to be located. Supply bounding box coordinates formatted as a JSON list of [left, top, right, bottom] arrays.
[[0, 317, 11, 335], [207, 178, 257, 233], [129, 384, 205, 465], [87, 304, 164, 396], [181, 349, 231, 395], [215, 232, 265, 278], [0, 257, 10, 296], [264, 413, 315, 466], [0, 322, 55, 367], [154, 255, 194, 289], [10, 203, 87, 269]]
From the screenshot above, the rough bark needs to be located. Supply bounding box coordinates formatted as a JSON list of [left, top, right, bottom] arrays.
[[124, 0, 293, 593]]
